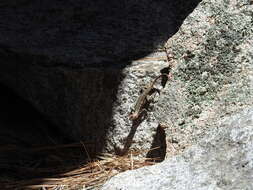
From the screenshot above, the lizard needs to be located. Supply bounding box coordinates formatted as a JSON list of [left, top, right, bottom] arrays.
[[129, 74, 169, 120]]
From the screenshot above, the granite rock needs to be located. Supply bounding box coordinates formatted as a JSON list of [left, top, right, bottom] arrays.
[[102, 107, 253, 190]]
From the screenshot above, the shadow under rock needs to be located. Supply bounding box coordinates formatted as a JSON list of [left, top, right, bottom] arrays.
[[0, 84, 96, 190], [146, 125, 167, 162]]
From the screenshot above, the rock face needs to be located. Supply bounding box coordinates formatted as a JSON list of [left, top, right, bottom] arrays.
[[102, 107, 253, 190], [0, 0, 201, 154], [157, 0, 253, 157], [102, 0, 253, 188]]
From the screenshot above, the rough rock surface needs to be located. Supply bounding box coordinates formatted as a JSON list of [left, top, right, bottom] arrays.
[[102, 0, 253, 188], [107, 0, 253, 157], [156, 0, 253, 157], [102, 107, 253, 190], [0, 0, 201, 154]]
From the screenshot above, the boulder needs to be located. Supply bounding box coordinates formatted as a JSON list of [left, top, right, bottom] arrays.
[[103, 0, 253, 188], [156, 0, 253, 157], [102, 107, 253, 190]]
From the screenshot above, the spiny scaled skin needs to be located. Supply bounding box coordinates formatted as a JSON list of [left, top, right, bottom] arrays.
[[129, 74, 169, 120]]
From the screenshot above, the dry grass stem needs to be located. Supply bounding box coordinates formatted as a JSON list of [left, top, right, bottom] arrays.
[[2, 144, 161, 190]]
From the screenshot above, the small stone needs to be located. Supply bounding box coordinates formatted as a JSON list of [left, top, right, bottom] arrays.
[[178, 118, 185, 126], [196, 86, 208, 95], [201, 71, 209, 80]]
